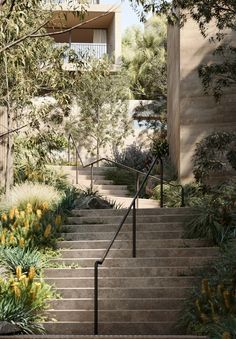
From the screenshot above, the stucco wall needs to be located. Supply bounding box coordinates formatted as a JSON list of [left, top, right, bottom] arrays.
[[168, 17, 236, 183]]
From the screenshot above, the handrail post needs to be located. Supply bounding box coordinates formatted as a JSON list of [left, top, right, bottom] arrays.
[[160, 157, 164, 208], [94, 261, 99, 335], [132, 201, 136, 258], [136, 173, 140, 209], [91, 164, 94, 191], [76, 147, 78, 185], [181, 186, 185, 207], [67, 135, 71, 164]]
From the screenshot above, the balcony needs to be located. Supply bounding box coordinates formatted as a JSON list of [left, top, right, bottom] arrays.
[[57, 42, 108, 60], [42, 0, 99, 9]]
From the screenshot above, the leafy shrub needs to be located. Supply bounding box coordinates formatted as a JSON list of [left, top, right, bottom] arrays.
[[14, 162, 71, 192], [56, 186, 78, 214], [184, 183, 236, 245], [0, 247, 45, 276], [180, 245, 236, 338], [105, 168, 138, 196], [112, 143, 152, 171], [0, 273, 56, 334], [152, 181, 204, 207], [193, 131, 236, 183], [0, 183, 62, 212], [0, 203, 63, 249]]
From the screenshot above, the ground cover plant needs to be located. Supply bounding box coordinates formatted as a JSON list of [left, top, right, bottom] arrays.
[[179, 245, 236, 338], [0, 179, 77, 333], [184, 183, 236, 245]]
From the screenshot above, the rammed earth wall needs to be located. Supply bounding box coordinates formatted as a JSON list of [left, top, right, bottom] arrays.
[[167, 16, 236, 183]]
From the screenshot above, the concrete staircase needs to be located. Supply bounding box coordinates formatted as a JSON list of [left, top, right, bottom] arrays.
[[53, 165, 160, 209], [41, 207, 216, 337]]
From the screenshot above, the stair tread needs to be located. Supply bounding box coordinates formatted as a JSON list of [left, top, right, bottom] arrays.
[[43, 206, 216, 335]]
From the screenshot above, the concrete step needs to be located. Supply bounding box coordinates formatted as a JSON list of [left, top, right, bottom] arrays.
[[56, 287, 192, 299], [61, 231, 183, 241], [50, 256, 215, 268], [46, 309, 181, 322], [42, 321, 184, 335], [62, 223, 184, 233], [50, 298, 185, 310], [44, 276, 198, 288], [58, 239, 212, 249], [72, 208, 195, 217], [73, 175, 107, 181], [56, 166, 113, 174], [98, 190, 130, 197], [76, 186, 129, 195], [74, 178, 113, 184], [45, 266, 203, 278], [100, 196, 160, 209], [59, 247, 218, 259], [66, 215, 192, 225]]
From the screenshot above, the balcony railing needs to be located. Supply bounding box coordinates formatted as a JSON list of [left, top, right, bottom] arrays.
[[56, 43, 108, 60], [43, 0, 99, 5]]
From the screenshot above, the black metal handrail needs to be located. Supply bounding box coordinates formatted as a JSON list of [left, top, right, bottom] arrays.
[[67, 134, 185, 208], [93, 155, 161, 334], [67, 135, 186, 335]]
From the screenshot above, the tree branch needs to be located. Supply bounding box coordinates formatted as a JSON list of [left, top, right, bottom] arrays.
[[0, 3, 118, 53], [0, 123, 29, 139], [0, 20, 50, 54]]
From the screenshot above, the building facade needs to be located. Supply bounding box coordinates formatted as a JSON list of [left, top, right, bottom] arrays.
[[44, 0, 122, 69], [167, 16, 236, 183]]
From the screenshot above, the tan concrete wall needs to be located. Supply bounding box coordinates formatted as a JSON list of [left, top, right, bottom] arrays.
[[167, 17, 236, 183], [167, 22, 180, 176], [107, 10, 121, 65]]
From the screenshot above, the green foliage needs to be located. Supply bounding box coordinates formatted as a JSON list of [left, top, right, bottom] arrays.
[[14, 162, 71, 192], [184, 183, 236, 245], [122, 15, 167, 100], [14, 135, 68, 168], [105, 144, 154, 197], [113, 144, 153, 171], [193, 131, 236, 183], [0, 0, 87, 191], [0, 247, 45, 276], [105, 168, 137, 196], [152, 179, 203, 207], [0, 203, 63, 249], [0, 274, 56, 334], [179, 245, 236, 338], [130, 0, 236, 99], [66, 58, 131, 160], [56, 186, 78, 214]]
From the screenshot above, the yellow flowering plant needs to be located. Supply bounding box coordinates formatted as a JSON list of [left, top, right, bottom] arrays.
[[0, 203, 63, 249], [179, 245, 236, 338], [0, 273, 57, 334]]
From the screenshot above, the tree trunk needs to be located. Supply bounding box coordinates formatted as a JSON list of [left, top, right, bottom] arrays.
[[96, 139, 100, 167], [0, 107, 13, 195], [5, 109, 13, 196], [4, 53, 14, 197]]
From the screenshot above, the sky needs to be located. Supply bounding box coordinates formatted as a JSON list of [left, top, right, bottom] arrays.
[[102, 0, 143, 34]]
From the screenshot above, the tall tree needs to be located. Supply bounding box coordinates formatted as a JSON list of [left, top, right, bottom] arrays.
[[0, 0, 86, 193], [122, 15, 167, 100], [65, 58, 131, 162], [129, 0, 236, 100]]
